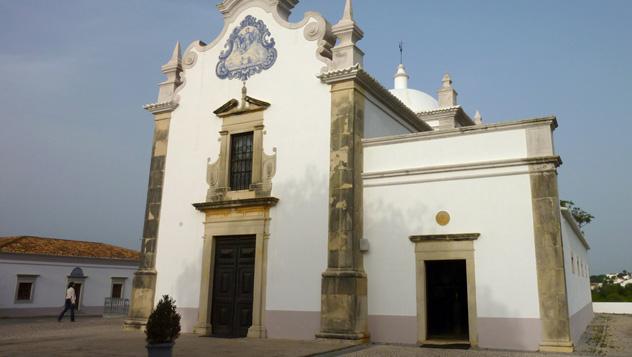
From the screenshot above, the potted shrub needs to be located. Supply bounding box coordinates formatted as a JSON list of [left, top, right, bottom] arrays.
[[145, 295, 181, 357]]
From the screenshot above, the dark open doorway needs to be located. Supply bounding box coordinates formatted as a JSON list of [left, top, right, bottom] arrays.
[[426, 260, 469, 341], [71, 283, 82, 311], [211, 236, 256, 338]]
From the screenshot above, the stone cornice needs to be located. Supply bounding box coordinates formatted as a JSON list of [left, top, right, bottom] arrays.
[[143, 101, 179, 115], [363, 156, 562, 181], [417, 106, 476, 128], [417, 105, 461, 115], [193, 197, 279, 211], [410, 233, 480, 242], [363, 116, 558, 147], [318, 65, 432, 132]]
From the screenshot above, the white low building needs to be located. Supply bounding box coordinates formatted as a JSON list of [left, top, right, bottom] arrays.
[[124, 0, 593, 352], [0, 236, 139, 317]]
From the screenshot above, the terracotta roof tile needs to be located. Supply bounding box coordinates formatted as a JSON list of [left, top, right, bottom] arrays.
[[0, 236, 140, 261]]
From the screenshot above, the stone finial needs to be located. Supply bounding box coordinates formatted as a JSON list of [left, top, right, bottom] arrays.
[[342, 0, 353, 20], [239, 82, 249, 110], [441, 73, 452, 88], [330, 0, 364, 70], [474, 110, 483, 124], [157, 42, 183, 103], [437, 72, 457, 107], [164, 41, 181, 69]]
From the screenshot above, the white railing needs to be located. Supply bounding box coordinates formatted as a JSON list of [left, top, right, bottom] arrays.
[[104, 297, 129, 316]]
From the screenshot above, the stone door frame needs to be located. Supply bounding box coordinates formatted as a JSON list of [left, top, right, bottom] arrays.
[[194, 198, 277, 338], [409, 234, 480, 347]]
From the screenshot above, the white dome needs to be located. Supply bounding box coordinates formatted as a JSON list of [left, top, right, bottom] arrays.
[[389, 88, 439, 113], [389, 64, 439, 113]]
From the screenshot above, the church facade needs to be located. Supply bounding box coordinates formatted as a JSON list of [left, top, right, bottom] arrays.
[[125, 0, 592, 352]]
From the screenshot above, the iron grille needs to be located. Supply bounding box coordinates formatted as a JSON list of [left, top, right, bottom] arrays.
[[230, 132, 253, 191]]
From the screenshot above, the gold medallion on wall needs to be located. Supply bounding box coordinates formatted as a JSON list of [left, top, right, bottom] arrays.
[[436, 211, 450, 226]]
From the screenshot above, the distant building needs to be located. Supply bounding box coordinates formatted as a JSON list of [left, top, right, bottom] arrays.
[[125, 0, 592, 352], [0, 236, 139, 317]]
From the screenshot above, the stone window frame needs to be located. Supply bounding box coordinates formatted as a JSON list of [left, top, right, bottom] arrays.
[[409, 233, 480, 347], [14, 274, 39, 303], [110, 277, 127, 299], [207, 97, 276, 203]]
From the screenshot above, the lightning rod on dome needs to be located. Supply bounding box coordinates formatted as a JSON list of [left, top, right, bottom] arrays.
[[399, 41, 404, 65]]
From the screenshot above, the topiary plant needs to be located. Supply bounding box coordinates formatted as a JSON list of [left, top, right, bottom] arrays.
[[145, 295, 181, 345]]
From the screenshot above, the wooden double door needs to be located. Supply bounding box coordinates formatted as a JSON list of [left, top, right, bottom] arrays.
[[211, 236, 256, 338]]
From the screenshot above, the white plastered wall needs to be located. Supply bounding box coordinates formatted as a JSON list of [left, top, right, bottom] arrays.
[[153, 6, 331, 332], [363, 126, 543, 338], [561, 212, 592, 343], [364, 94, 413, 138], [0, 257, 136, 314], [561, 215, 591, 316]]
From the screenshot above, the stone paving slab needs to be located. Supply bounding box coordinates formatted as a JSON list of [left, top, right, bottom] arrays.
[[574, 314, 632, 356], [1, 314, 631, 357], [341, 345, 591, 357], [0, 317, 355, 357], [340, 314, 632, 357]]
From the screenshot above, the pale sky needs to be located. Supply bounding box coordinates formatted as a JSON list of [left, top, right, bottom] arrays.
[[0, 1, 630, 274]]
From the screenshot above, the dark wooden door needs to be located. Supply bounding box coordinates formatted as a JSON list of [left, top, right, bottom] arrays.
[[426, 260, 469, 340], [211, 236, 256, 338], [73, 283, 82, 310]]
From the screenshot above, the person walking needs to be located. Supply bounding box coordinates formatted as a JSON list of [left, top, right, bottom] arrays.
[[57, 282, 76, 322]]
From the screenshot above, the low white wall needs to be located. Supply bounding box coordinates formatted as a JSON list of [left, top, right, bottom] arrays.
[[593, 302, 632, 314]]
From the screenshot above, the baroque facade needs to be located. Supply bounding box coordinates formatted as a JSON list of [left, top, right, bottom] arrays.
[[125, 0, 592, 352]]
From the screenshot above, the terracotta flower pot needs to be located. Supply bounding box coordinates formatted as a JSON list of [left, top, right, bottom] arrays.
[[146, 342, 174, 357]]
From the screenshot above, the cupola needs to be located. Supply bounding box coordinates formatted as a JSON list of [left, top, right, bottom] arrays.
[[389, 64, 440, 113]]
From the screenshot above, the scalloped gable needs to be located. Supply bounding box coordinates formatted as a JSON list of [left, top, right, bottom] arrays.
[[217, 0, 299, 21]]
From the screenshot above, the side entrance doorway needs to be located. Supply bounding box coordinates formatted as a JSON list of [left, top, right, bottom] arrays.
[[211, 236, 256, 338], [410, 234, 479, 346], [426, 260, 469, 341]]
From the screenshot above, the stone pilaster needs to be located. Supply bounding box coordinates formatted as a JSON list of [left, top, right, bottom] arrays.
[[125, 42, 181, 330], [530, 163, 574, 352], [524, 120, 573, 352], [124, 106, 175, 330], [316, 78, 368, 340]]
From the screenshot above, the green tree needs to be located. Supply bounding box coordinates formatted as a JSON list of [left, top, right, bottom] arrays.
[[560, 200, 595, 228], [145, 295, 181, 344], [590, 274, 607, 284]]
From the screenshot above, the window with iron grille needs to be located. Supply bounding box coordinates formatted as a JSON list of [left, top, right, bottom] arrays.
[[15, 275, 37, 303], [230, 132, 253, 191], [16, 282, 33, 301]]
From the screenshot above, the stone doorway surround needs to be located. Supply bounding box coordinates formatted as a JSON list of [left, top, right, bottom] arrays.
[[193, 197, 278, 338], [409, 233, 480, 347]]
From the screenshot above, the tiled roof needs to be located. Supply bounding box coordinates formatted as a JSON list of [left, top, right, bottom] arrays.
[[0, 236, 140, 261]]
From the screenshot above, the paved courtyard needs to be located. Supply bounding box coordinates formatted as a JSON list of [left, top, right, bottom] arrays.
[[0, 314, 630, 356]]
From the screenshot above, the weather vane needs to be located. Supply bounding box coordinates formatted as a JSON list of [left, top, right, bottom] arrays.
[[399, 41, 404, 64]]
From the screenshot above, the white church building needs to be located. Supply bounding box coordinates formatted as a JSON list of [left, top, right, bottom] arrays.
[[125, 0, 592, 352]]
